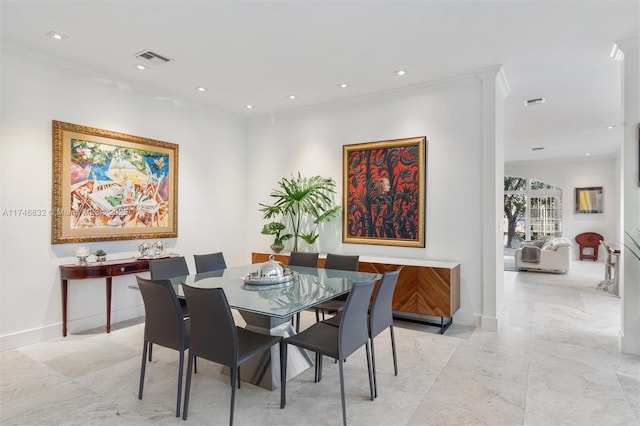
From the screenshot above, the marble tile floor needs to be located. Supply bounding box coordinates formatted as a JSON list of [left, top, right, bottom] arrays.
[[1, 261, 638, 425]]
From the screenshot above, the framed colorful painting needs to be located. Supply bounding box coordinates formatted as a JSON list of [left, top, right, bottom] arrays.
[[342, 136, 426, 247], [51, 120, 178, 244]]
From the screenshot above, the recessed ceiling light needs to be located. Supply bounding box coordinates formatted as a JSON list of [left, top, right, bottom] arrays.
[[395, 70, 407, 76], [134, 64, 148, 70], [585, 153, 591, 156], [245, 104, 254, 109], [525, 98, 545, 106], [338, 83, 349, 88], [46, 31, 68, 40], [195, 87, 207, 92], [607, 125, 615, 130], [288, 95, 296, 99]]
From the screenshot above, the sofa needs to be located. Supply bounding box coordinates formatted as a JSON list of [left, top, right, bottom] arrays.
[[514, 237, 572, 273]]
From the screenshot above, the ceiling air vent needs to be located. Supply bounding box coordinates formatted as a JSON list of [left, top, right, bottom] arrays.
[[524, 98, 545, 106], [134, 50, 173, 66]]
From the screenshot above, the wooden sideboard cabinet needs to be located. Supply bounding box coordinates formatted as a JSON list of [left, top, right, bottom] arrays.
[[251, 252, 460, 333]]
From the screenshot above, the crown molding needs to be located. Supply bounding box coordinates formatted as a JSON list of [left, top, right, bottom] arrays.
[[474, 65, 510, 98], [616, 37, 640, 54]]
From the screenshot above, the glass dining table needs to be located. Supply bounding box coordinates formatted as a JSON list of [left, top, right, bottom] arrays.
[[133, 263, 380, 390]]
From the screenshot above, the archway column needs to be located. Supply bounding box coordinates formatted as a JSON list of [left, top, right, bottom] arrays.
[[617, 38, 640, 355], [475, 66, 510, 331]]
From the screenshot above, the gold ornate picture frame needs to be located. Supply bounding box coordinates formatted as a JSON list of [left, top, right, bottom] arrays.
[[343, 136, 426, 247], [52, 120, 178, 244]]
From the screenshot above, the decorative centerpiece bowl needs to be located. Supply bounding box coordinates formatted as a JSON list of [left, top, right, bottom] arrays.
[[243, 255, 297, 286]]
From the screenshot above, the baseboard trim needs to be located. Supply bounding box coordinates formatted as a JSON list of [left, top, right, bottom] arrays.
[[0, 305, 144, 351], [621, 333, 640, 355], [0, 323, 62, 351], [481, 315, 499, 331]]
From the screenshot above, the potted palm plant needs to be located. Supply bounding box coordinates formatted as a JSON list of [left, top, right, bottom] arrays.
[[261, 221, 292, 253], [260, 173, 341, 252], [623, 231, 640, 261]]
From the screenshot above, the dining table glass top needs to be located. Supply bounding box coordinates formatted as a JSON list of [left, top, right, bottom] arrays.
[[165, 264, 380, 319]]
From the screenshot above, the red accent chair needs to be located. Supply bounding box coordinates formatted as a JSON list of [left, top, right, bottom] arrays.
[[575, 232, 604, 261]]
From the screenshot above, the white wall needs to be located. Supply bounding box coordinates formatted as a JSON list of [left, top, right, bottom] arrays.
[[0, 47, 248, 349], [246, 76, 485, 326], [1, 46, 498, 347], [505, 157, 618, 261]]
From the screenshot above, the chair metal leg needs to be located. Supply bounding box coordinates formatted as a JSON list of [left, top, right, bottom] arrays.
[[365, 341, 374, 401], [230, 367, 237, 426], [182, 354, 195, 420], [370, 337, 378, 398], [281, 342, 287, 408], [138, 340, 148, 400], [295, 313, 300, 333], [148, 342, 153, 362], [338, 359, 347, 426], [314, 352, 319, 382], [317, 354, 323, 382], [237, 366, 241, 389], [390, 325, 398, 376], [176, 350, 184, 417]]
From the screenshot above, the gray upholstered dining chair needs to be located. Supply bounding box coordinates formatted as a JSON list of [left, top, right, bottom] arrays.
[[288, 251, 319, 268], [147, 256, 190, 362], [325, 253, 360, 271], [314, 253, 360, 321], [324, 268, 401, 397], [148, 256, 190, 280], [193, 252, 227, 273], [287, 252, 319, 332], [181, 285, 285, 425], [283, 279, 376, 426], [136, 276, 190, 417]]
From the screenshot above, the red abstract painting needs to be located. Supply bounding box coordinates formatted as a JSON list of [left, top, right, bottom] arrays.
[[342, 137, 426, 247]]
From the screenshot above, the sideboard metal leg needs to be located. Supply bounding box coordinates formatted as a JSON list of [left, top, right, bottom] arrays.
[[440, 316, 453, 334]]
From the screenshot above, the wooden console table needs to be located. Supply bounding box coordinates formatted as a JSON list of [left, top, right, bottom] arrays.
[[59, 258, 150, 336], [252, 252, 460, 333]]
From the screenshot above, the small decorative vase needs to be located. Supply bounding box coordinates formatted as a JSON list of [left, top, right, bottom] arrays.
[[300, 240, 319, 253], [154, 240, 164, 256], [138, 242, 151, 257], [270, 243, 284, 254], [96, 255, 106, 263]]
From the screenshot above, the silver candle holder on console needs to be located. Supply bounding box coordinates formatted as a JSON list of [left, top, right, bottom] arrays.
[[75, 246, 89, 265]]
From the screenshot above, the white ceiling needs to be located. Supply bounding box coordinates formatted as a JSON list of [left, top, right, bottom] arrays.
[[1, 1, 638, 162]]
